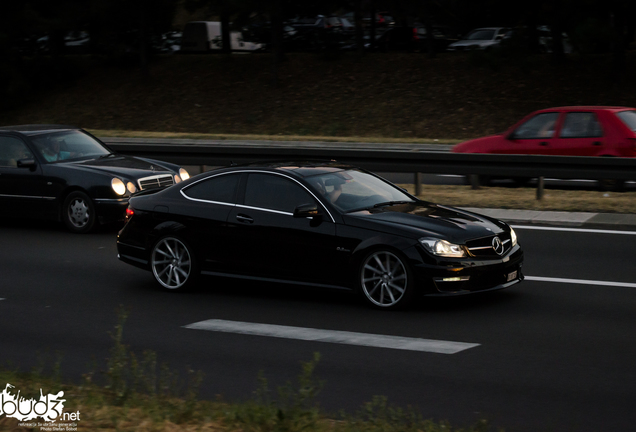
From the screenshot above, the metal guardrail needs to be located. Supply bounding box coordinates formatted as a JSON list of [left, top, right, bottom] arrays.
[[102, 137, 636, 181]]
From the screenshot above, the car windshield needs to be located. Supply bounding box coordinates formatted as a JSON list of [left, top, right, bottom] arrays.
[[466, 29, 495, 41], [616, 110, 636, 132], [305, 169, 414, 213], [31, 130, 111, 163]]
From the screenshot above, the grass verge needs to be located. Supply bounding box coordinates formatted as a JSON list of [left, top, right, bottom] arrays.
[[0, 309, 499, 432], [401, 184, 636, 214]]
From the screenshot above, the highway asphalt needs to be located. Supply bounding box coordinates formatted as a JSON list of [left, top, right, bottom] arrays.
[[2, 210, 636, 432]]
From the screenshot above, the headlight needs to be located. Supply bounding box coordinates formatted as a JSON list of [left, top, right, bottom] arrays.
[[111, 178, 126, 196], [510, 227, 517, 247], [419, 238, 466, 258], [127, 182, 137, 194], [179, 168, 190, 181]]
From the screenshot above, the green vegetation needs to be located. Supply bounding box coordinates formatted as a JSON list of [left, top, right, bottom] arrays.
[[0, 309, 499, 432]]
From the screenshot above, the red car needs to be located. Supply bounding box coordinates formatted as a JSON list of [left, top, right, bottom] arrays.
[[453, 106, 636, 157]]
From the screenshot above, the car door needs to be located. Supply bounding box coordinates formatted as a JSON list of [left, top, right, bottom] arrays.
[[0, 135, 46, 216], [553, 112, 606, 156], [504, 112, 561, 154], [227, 172, 338, 286], [177, 172, 243, 273]]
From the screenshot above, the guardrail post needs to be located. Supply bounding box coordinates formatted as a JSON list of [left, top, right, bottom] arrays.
[[414, 172, 422, 196], [536, 176, 545, 200], [469, 175, 480, 190], [200, 165, 207, 174]]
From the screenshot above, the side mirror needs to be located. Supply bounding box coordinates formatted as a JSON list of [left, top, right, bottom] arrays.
[[17, 158, 37, 170], [293, 203, 320, 219]]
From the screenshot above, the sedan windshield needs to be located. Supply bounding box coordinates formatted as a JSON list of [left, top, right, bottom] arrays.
[[305, 169, 414, 213], [466, 29, 495, 40], [31, 130, 111, 163]]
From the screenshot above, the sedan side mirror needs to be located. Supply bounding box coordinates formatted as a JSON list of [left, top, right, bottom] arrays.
[[17, 158, 37, 171], [293, 203, 320, 219]]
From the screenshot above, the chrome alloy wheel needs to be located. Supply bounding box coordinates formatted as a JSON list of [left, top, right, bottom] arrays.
[[151, 237, 192, 289], [360, 251, 408, 308], [68, 198, 90, 228]]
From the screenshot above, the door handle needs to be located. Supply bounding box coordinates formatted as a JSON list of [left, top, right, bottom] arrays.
[[593, 141, 602, 146], [236, 214, 254, 224], [539, 141, 549, 146]]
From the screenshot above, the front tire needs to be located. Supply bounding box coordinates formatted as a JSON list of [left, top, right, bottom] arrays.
[[358, 250, 415, 310], [62, 191, 96, 233], [151, 236, 198, 290]]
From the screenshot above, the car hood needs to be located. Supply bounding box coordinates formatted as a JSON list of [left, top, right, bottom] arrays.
[[64, 155, 173, 179], [345, 202, 506, 243]]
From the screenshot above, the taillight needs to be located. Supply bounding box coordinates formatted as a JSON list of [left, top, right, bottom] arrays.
[[125, 207, 134, 220]]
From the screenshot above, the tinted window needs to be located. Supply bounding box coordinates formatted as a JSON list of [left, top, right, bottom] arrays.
[[616, 110, 636, 132], [512, 112, 559, 139], [244, 173, 315, 213], [183, 173, 240, 203], [0, 136, 34, 167], [560, 112, 603, 138]]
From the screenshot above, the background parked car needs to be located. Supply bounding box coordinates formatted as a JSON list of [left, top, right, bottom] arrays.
[[446, 27, 511, 51]]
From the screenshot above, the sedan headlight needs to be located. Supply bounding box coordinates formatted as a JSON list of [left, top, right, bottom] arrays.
[[510, 227, 518, 247], [419, 238, 466, 258], [111, 178, 126, 196], [127, 182, 137, 194], [179, 168, 190, 181]]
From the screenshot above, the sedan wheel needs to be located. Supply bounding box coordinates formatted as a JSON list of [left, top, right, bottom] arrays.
[[62, 191, 96, 233], [151, 237, 196, 290], [359, 250, 414, 309]]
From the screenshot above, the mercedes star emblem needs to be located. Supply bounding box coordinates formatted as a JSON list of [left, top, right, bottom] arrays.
[[492, 236, 505, 255]]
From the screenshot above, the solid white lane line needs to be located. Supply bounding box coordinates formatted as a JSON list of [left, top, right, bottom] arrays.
[[512, 225, 636, 235], [0, 298, 5, 301], [184, 319, 479, 354], [526, 276, 636, 288]]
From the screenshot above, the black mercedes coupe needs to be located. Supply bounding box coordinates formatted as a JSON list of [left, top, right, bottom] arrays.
[[117, 161, 523, 309], [0, 125, 190, 233]]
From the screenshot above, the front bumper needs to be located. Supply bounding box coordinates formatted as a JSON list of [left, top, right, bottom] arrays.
[[94, 197, 129, 224], [412, 245, 524, 296]]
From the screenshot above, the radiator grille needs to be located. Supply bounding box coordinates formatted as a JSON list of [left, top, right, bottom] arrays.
[[138, 174, 174, 190]]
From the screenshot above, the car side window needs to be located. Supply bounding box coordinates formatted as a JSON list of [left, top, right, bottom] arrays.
[[511, 113, 560, 139], [244, 173, 316, 213], [182, 173, 240, 204], [0, 137, 34, 168], [560, 112, 603, 138]]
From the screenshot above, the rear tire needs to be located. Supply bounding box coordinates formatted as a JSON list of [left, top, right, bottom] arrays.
[[151, 236, 198, 290]]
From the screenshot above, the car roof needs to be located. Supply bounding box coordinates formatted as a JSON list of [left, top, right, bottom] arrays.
[[538, 106, 635, 113], [221, 160, 356, 178], [0, 124, 79, 136]]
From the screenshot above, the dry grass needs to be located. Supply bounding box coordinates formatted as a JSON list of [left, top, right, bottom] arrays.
[[400, 184, 636, 213]]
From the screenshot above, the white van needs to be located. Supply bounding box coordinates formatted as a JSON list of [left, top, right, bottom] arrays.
[[181, 21, 264, 52]]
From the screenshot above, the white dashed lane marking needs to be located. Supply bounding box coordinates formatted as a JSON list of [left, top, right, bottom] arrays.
[[525, 276, 636, 288], [513, 225, 636, 235], [184, 319, 480, 354]]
